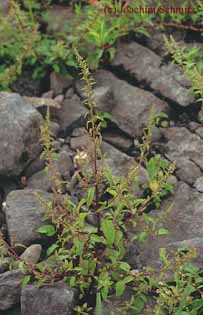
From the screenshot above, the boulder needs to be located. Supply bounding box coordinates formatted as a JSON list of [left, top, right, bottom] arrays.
[[0, 270, 23, 310], [76, 70, 168, 138], [4, 189, 52, 247], [0, 93, 43, 176], [112, 42, 194, 107], [136, 182, 203, 270], [21, 282, 78, 315], [162, 127, 203, 171], [59, 88, 86, 130]]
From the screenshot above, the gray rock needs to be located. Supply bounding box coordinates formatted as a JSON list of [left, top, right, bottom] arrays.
[[198, 104, 203, 124], [137, 182, 203, 269], [95, 289, 133, 315], [70, 134, 94, 160], [21, 282, 78, 315], [102, 131, 133, 152], [0, 93, 43, 176], [27, 169, 52, 192], [58, 150, 73, 181], [44, 6, 75, 35], [50, 72, 72, 96], [20, 244, 42, 265], [24, 156, 46, 178], [72, 128, 87, 137], [0, 270, 23, 310], [54, 94, 64, 104], [102, 141, 133, 177], [189, 121, 201, 131], [162, 127, 203, 171], [151, 126, 162, 142], [4, 189, 52, 247], [175, 157, 202, 185], [194, 177, 203, 192], [76, 70, 168, 138], [145, 29, 183, 56], [0, 257, 11, 274], [0, 0, 10, 15], [76, 84, 115, 113], [50, 122, 60, 138], [112, 42, 194, 107], [41, 90, 54, 99], [195, 126, 203, 139], [59, 89, 86, 130]]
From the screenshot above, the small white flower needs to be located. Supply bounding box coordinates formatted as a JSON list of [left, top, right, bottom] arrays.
[[2, 202, 6, 208]]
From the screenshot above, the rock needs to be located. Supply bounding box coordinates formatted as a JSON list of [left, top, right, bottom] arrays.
[[50, 121, 60, 138], [21, 282, 78, 315], [188, 121, 201, 131], [23, 96, 61, 120], [194, 177, 203, 192], [20, 244, 42, 265], [167, 175, 178, 188], [102, 142, 133, 177], [50, 72, 72, 96], [0, 93, 43, 176], [42, 90, 54, 99], [44, 6, 75, 34], [27, 169, 52, 192], [58, 150, 73, 181], [72, 128, 87, 137], [11, 69, 41, 97], [59, 89, 86, 130], [70, 134, 95, 160], [23, 156, 46, 178], [4, 189, 52, 247], [112, 42, 194, 107], [137, 182, 203, 270], [0, 270, 23, 310], [103, 130, 133, 152], [197, 106, 203, 124], [195, 126, 203, 139], [77, 84, 115, 113], [54, 94, 64, 104], [96, 289, 132, 315], [77, 70, 168, 138], [93, 85, 115, 112], [151, 126, 162, 142], [175, 157, 202, 185], [0, 257, 11, 274], [145, 29, 183, 56], [0, 0, 10, 14], [162, 127, 203, 171]]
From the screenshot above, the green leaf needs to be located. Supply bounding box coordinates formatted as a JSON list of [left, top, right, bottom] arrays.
[[138, 231, 148, 243], [115, 280, 125, 297], [90, 234, 106, 244], [22, 275, 31, 287], [119, 262, 131, 273], [101, 219, 116, 245], [36, 225, 56, 236], [159, 248, 168, 264], [87, 187, 95, 208], [158, 228, 169, 235], [95, 292, 103, 315], [18, 261, 25, 273], [46, 243, 59, 256]]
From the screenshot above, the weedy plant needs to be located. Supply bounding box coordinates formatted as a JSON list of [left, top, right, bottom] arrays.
[[3, 49, 203, 315], [1, 47, 203, 314]]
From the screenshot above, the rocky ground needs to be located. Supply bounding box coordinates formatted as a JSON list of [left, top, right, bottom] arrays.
[[1, 3, 203, 315]]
